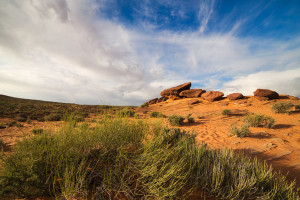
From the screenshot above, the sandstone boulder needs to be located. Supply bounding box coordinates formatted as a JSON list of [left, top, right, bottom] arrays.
[[201, 91, 224, 102], [227, 93, 244, 100], [253, 89, 279, 99], [187, 99, 200, 105], [179, 89, 206, 98], [157, 96, 168, 103], [148, 98, 158, 105], [160, 82, 191, 98]]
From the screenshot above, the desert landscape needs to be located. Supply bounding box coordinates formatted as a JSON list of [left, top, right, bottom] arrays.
[[1, 1, 300, 199], [0, 83, 299, 199]]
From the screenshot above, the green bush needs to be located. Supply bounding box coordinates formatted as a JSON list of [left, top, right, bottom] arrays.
[[17, 118, 27, 122], [186, 114, 195, 123], [118, 108, 135, 117], [150, 111, 166, 118], [32, 128, 44, 135], [229, 124, 250, 138], [150, 111, 159, 117], [271, 102, 293, 114], [0, 118, 298, 200], [221, 109, 231, 115], [8, 121, 17, 127], [143, 110, 148, 114], [243, 114, 275, 128], [140, 102, 149, 108], [0, 139, 4, 148], [168, 115, 185, 126], [134, 113, 140, 119], [45, 113, 62, 121]]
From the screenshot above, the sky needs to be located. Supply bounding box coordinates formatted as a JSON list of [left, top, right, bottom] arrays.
[[0, 0, 300, 105]]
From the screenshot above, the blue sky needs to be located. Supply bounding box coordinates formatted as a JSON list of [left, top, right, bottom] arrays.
[[0, 0, 300, 105]]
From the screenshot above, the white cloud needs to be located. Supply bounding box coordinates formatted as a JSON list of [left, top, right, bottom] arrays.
[[223, 69, 300, 97], [0, 0, 299, 106]]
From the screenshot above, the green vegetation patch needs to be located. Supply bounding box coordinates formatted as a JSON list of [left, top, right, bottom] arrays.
[[272, 102, 293, 114], [243, 113, 275, 128], [168, 115, 185, 126], [150, 111, 166, 118], [118, 108, 135, 117], [221, 109, 231, 115], [0, 119, 298, 200], [186, 113, 195, 123], [229, 124, 251, 138]]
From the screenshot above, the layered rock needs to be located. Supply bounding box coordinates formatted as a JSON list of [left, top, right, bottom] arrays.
[[157, 96, 168, 103], [179, 89, 206, 98], [201, 91, 224, 102], [253, 89, 279, 99], [148, 98, 158, 105], [160, 82, 191, 98], [187, 99, 200, 105], [227, 93, 244, 100]]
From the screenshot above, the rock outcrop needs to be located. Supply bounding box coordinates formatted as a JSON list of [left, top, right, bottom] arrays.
[[160, 82, 191, 98], [179, 89, 206, 98], [227, 93, 244, 100], [201, 91, 224, 102], [253, 89, 279, 99], [187, 99, 200, 105], [157, 96, 168, 103], [148, 98, 158, 105]]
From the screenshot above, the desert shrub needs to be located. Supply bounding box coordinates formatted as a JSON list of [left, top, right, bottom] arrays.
[[295, 105, 300, 110], [0, 139, 4, 148], [149, 111, 166, 118], [0, 118, 299, 200], [17, 118, 27, 122], [243, 114, 275, 128], [32, 128, 44, 135], [16, 123, 24, 127], [45, 113, 62, 121], [150, 111, 159, 117], [271, 102, 293, 114], [0, 125, 6, 129], [37, 118, 45, 122], [143, 110, 148, 114], [118, 108, 135, 117], [134, 113, 140, 119], [229, 124, 250, 138], [186, 114, 195, 123], [168, 115, 185, 126], [221, 109, 231, 115], [197, 115, 205, 119], [263, 116, 276, 128], [140, 102, 149, 108]]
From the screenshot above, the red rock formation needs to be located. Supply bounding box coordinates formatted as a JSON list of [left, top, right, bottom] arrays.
[[148, 98, 158, 105], [227, 93, 244, 100], [254, 89, 279, 99], [179, 89, 206, 98], [201, 91, 224, 102], [160, 82, 191, 98]]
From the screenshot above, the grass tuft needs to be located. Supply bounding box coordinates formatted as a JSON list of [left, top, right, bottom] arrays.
[[0, 118, 298, 200], [221, 109, 231, 115], [243, 113, 275, 128], [229, 124, 251, 138], [272, 102, 293, 114], [118, 108, 135, 117], [168, 115, 185, 126]]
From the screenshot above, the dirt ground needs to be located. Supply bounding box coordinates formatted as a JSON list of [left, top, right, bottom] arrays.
[[138, 95, 300, 187], [0, 95, 299, 193]]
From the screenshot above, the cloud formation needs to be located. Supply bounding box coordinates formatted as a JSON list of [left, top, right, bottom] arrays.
[[0, 0, 299, 105]]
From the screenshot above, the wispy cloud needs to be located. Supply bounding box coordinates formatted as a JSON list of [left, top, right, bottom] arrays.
[[197, 0, 216, 33], [0, 0, 299, 105]]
